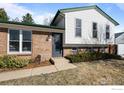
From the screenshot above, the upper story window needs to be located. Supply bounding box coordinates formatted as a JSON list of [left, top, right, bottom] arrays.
[[8, 29, 32, 54], [92, 22, 98, 38], [75, 18, 82, 37], [106, 25, 110, 39]]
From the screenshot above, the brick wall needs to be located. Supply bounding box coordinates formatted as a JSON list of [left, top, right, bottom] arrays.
[[0, 28, 8, 56], [32, 31, 52, 61], [63, 47, 110, 56], [63, 48, 72, 56], [0, 27, 53, 61]]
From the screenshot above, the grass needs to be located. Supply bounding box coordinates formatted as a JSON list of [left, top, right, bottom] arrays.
[[0, 59, 124, 85]]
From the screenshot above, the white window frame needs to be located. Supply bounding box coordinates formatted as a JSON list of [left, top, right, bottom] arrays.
[[75, 18, 82, 37], [92, 22, 98, 38], [106, 24, 110, 39], [7, 29, 32, 54]]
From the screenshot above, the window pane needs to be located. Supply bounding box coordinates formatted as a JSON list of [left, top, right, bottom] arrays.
[[10, 30, 19, 41], [22, 31, 31, 41], [106, 25, 110, 32], [106, 25, 110, 39], [93, 31, 97, 38], [93, 23, 97, 30], [106, 32, 110, 39], [75, 19, 81, 37], [76, 19, 81, 27], [93, 22, 97, 38], [22, 42, 31, 51], [9, 41, 19, 52], [76, 28, 81, 36]]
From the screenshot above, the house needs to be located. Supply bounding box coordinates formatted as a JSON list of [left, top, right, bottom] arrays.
[[0, 5, 119, 61], [115, 32, 124, 57]]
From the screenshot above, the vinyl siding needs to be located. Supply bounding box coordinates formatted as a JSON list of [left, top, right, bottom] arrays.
[[58, 9, 115, 45]]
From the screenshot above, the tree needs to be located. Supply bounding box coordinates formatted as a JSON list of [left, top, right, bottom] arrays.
[[22, 13, 34, 24], [12, 17, 20, 22], [0, 8, 9, 21]]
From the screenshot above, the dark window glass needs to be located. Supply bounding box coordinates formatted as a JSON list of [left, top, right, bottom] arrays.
[[9, 42, 19, 52], [106, 25, 110, 39], [75, 19, 81, 37], [22, 31, 32, 52], [10, 30, 19, 41], [9, 30, 19, 52], [22, 42, 31, 51], [93, 22, 97, 38], [22, 31, 31, 41]]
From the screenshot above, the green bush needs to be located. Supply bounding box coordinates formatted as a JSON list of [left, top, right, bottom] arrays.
[[65, 52, 121, 63], [0, 55, 30, 68]]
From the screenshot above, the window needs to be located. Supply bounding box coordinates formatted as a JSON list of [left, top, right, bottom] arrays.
[[22, 31, 32, 52], [9, 30, 19, 52], [8, 29, 32, 54], [92, 22, 97, 38], [75, 19, 82, 37], [72, 48, 78, 54], [106, 25, 110, 39]]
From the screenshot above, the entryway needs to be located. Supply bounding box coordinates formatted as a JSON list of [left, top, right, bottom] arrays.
[[52, 33, 63, 57], [51, 57, 77, 71]]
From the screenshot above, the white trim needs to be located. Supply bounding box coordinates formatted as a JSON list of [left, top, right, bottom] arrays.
[[92, 22, 98, 39], [20, 30, 22, 53], [7, 29, 32, 54], [75, 18, 82, 37], [7, 29, 9, 54]]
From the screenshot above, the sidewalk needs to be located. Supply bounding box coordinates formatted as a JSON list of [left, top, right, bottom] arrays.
[[0, 65, 57, 82], [0, 59, 76, 82]]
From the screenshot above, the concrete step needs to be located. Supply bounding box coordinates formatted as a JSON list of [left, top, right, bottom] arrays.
[[52, 57, 70, 64], [51, 57, 76, 71]]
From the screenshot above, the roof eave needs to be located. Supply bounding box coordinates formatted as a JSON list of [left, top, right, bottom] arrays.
[[0, 20, 65, 30], [52, 5, 119, 26], [50, 10, 60, 25]]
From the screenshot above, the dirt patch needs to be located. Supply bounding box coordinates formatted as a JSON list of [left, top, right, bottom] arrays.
[[0, 61, 52, 73], [0, 59, 124, 85]]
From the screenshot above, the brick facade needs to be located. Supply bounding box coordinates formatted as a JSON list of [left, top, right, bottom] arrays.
[[63, 47, 111, 56], [0, 28, 8, 56], [32, 31, 52, 61], [0, 27, 116, 61], [0, 27, 53, 61]]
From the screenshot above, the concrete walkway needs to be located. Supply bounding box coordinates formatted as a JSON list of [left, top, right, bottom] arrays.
[[53, 57, 77, 71], [0, 65, 57, 82], [0, 58, 76, 82]]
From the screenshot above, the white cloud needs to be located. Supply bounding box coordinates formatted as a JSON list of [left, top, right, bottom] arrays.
[[0, 3, 33, 21], [0, 3, 54, 25], [116, 4, 124, 11], [33, 13, 54, 25]]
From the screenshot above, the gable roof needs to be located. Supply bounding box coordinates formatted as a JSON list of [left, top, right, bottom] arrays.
[[0, 20, 64, 30], [115, 32, 124, 38], [51, 5, 119, 26], [115, 32, 124, 44]]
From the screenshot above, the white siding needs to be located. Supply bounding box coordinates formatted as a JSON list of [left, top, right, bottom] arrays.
[[63, 9, 115, 44], [115, 33, 124, 44], [117, 44, 124, 57]]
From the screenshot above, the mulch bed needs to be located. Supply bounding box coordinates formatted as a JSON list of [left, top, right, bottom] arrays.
[[0, 61, 52, 73]]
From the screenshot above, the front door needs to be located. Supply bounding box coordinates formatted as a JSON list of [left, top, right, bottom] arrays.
[[52, 33, 62, 57]]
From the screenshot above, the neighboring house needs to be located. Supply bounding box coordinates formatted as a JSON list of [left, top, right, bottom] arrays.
[[115, 32, 124, 57], [0, 5, 119, 61]]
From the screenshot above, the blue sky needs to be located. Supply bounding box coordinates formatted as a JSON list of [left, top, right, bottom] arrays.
[[0, 3, 124, 33]]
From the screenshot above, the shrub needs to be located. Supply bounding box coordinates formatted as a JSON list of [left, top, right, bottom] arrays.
[[65, 52, 121, 63], [0, 55, 30, 68]]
